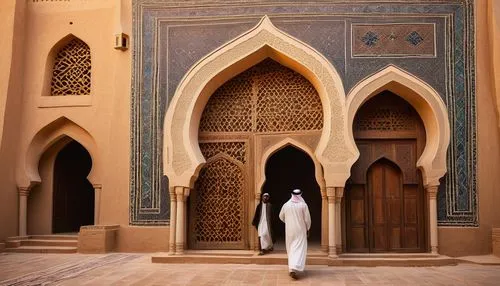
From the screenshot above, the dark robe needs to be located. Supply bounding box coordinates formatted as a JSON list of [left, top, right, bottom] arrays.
[[252, 202, 275, 243]]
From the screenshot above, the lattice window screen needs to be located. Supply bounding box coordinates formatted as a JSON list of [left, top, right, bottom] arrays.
[[200, 59, 323, 133], [199, 142, 247, 164], [51, 38, 91, 96], [354, 92, 417, 132], [192, 157, 245, 249]]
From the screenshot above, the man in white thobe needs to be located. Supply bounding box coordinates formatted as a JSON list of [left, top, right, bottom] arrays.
[[252, 193, 274, 255], [279, 189, 311, 279]]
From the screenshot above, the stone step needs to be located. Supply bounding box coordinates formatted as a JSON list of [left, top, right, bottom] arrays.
[[5, 246, 77, 254], [20, 239, 78, 247], [339, 253, 439, 259], [152, 253, 457, 267], [29, 234, 78, 241]]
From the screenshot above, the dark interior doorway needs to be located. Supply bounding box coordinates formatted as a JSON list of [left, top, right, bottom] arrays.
[[52, 140, 94, 233], [262, 145, 322, 246]]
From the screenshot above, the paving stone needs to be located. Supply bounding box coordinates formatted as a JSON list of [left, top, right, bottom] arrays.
[[0, 253, 500, 285]]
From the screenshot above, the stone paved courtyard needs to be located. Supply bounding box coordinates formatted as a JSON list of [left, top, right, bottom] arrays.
[[0, 253, 499, 285]]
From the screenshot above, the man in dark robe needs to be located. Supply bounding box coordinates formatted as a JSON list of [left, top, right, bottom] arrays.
[[252, 193, 275, 255]]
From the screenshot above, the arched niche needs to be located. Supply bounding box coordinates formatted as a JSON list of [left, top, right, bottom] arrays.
[[346, 65, 450, 186], [19, 116, 100, 189], [42, 34, 92, 97]]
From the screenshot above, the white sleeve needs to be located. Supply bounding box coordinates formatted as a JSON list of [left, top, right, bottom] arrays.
[[304, 203, 311, 230], [279, 203, 286, 223]]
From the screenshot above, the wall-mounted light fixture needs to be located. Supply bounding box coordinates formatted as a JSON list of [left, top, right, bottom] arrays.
[[114, 33, 129, 51]]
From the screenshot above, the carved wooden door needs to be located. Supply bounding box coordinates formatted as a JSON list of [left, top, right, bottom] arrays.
[[369, 160, 403, 252], [345, 91, 426, 253]]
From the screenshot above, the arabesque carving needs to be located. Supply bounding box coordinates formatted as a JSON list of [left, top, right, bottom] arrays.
[[191, 156, 245, 249], [51, 38, 91, 96], [200, 59, 323, 133]]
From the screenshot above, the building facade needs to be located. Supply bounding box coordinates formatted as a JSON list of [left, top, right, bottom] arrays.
[[0, 0, 499, 257]]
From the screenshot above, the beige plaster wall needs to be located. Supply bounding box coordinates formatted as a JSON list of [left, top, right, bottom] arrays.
[[116, 226, 170, 252], [27, 146, 55, 235], [438, 1, 500, 257], [13, 1, 132, 233], [27, 138, 72, 235], [0, 0, 140, 247], [0, 0, 26, 242]]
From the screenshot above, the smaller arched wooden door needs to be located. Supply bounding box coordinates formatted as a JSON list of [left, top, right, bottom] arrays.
[[367, 159, 421, 252], [345, 91, 426, 253]]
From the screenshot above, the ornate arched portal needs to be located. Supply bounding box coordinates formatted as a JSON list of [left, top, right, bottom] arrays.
[[345, 92, 427, 253], [346, 66, 451, 254], [164, 16, 352, 256]]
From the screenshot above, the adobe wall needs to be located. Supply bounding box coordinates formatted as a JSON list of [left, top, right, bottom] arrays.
[[4, 0, 170, 251], [0, 0, 26, 242]]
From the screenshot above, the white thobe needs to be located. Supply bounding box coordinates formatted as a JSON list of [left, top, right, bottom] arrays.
[[258, 203, 272, 250], [279, 198, 311, 272]]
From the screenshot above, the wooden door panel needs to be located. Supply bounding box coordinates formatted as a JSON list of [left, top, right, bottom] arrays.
[[404, 198, 418, 224], [391, 227, 401, 249], [351, 228, 366, 250], [346, 184, 368, 252], [389, 200, 402, 225], [405, 227, 419, 249], [373, 226, 387, 250], [351, 200, 365, 224]]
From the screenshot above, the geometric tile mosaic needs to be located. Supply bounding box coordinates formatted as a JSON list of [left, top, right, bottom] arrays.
[[131, 0, 477, 226], [352, 24, 435, 57]]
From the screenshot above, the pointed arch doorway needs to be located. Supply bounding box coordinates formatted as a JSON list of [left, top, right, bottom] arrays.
[[188, 58, 326, 250], [262, 145, 322, 248], [345, 91, 427, 253], [52, 140, 94, 233]]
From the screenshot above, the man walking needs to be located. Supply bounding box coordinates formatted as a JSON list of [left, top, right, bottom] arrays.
[[279, 189, 311, 280], [252, 193, 274, 255]]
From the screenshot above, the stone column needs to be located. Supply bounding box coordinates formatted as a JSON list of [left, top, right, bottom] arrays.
[[93, 184, 102, 225], [426, 185, 439, 254], [321, 190, 328, 252], [326, 187, 337, 258], [175, 187, 189, 255], [335, 187, 344, 254], [18, 187, 30, 236], [168, 187, 177, 255]]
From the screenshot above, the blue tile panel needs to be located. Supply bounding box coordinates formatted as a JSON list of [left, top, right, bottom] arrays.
[[131, 0, 476, 226]]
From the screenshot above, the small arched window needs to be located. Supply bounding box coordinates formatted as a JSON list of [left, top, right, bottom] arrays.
[[50, 38, 91, 96]]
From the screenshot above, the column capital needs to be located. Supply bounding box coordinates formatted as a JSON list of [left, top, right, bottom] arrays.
[[169, 187, 177, 202], [18, 187, 30, 197], [335, 187, 344, 200], [425, 185, 439, 199], [174, 186, 190, 198], [326, 187, 336, 203], [92, 184, 102, 190]]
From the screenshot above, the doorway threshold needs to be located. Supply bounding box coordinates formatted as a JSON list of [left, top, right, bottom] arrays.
[[151, 250, 457, 267]]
